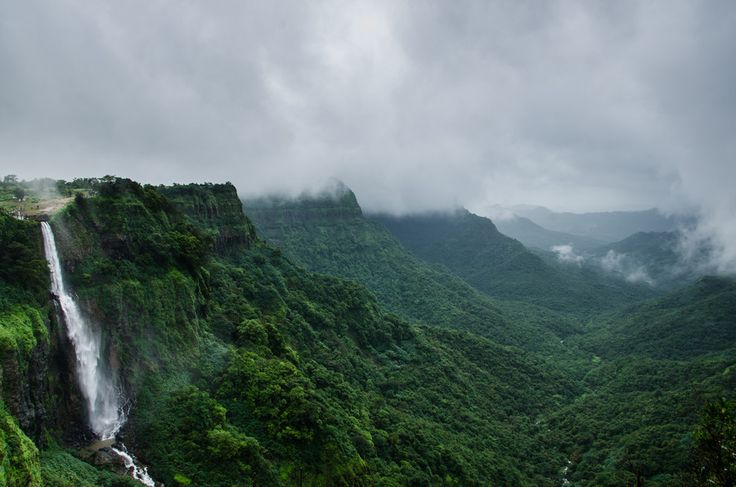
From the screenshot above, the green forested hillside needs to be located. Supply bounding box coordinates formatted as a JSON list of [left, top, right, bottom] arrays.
[[1, 178, 586, 485], [245, 190, 579, 352], [244, 190, 657, 361], [245, 186, 736, 486], [576, 276, 736, 359], [0, 178, 733, 486], [590, 231, 711, 289], [372, 210, 653, 314], [548, 277, 736, 484]]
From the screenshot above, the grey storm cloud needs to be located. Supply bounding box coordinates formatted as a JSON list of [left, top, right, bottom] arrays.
[[1, 0, 735, 269]]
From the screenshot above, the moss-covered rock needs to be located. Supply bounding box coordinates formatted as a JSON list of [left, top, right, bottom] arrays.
[[0, 401, 42, 486]]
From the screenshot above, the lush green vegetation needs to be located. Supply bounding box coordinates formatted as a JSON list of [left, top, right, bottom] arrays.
[[0, 209, 49, 305], [372, 210, 654, 314], [544, 354, 734, 485], [540, 277, 736, 485], [245, 188, 736, 485], [0, 206, 138, 485], [39, 448, 139, 487], [245, 193, 583, 353], [693, 397, 736, 486], [0, 177, 733, 485], [0, 211, 49, 486], [0, 400, 42, 486], [574, 276, 736, 360], [40, 179, 581, 485], [0, 223, 49, 417]]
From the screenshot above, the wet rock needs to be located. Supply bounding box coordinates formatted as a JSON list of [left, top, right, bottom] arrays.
[[92, 447, 126, 468]]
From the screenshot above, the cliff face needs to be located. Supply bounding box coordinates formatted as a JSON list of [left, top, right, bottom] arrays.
[[159, 183, 256, 252], [0, 315, 83, 444], [0, 215, 83, 443], [49, 180, 209, 404], [244, 185, 363, 229], [0, 213, 87, 485]]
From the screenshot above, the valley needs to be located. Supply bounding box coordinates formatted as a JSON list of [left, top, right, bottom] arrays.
[[0, 177, 733, 486]]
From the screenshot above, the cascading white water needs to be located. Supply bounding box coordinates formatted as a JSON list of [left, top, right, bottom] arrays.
[[41, 222, 124, 440], [42, 221, 156, 486], [112, 446, 156, 486]]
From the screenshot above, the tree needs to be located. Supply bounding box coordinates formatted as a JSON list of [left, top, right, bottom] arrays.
[[13, 187, 25, 201], [694, 398, 736, 486], [3, 174, 17, 184]]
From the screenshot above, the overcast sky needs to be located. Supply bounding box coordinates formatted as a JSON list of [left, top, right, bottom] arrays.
[[1, 1, 734, 222]]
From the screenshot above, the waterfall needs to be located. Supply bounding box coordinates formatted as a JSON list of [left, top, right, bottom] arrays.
[[41, 221, 156, 485], [40, 222, 124, 439]]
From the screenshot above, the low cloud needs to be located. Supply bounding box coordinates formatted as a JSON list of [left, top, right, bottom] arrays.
[[677, 216, 736, 276], [0, 1, 734, 271], [481, 205, 518, 222], [600, 250, 655, 285], [552, 244, 584, 265]]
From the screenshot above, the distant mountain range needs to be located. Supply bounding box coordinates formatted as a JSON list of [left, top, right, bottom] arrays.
[[370, 209, 653, 314], [493, 214, 606, 252], [504, 205, 684, 243], [478, 205, 708, 288]]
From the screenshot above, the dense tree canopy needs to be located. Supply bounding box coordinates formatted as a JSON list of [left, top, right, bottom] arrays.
[[0, 178, 733, 486]]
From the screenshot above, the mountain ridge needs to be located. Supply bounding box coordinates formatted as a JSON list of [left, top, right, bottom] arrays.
[[370, 207, 656, 315], [508, 205, 682, 242], [244, 190, 582, 351], [493, 214, 605, 252]]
